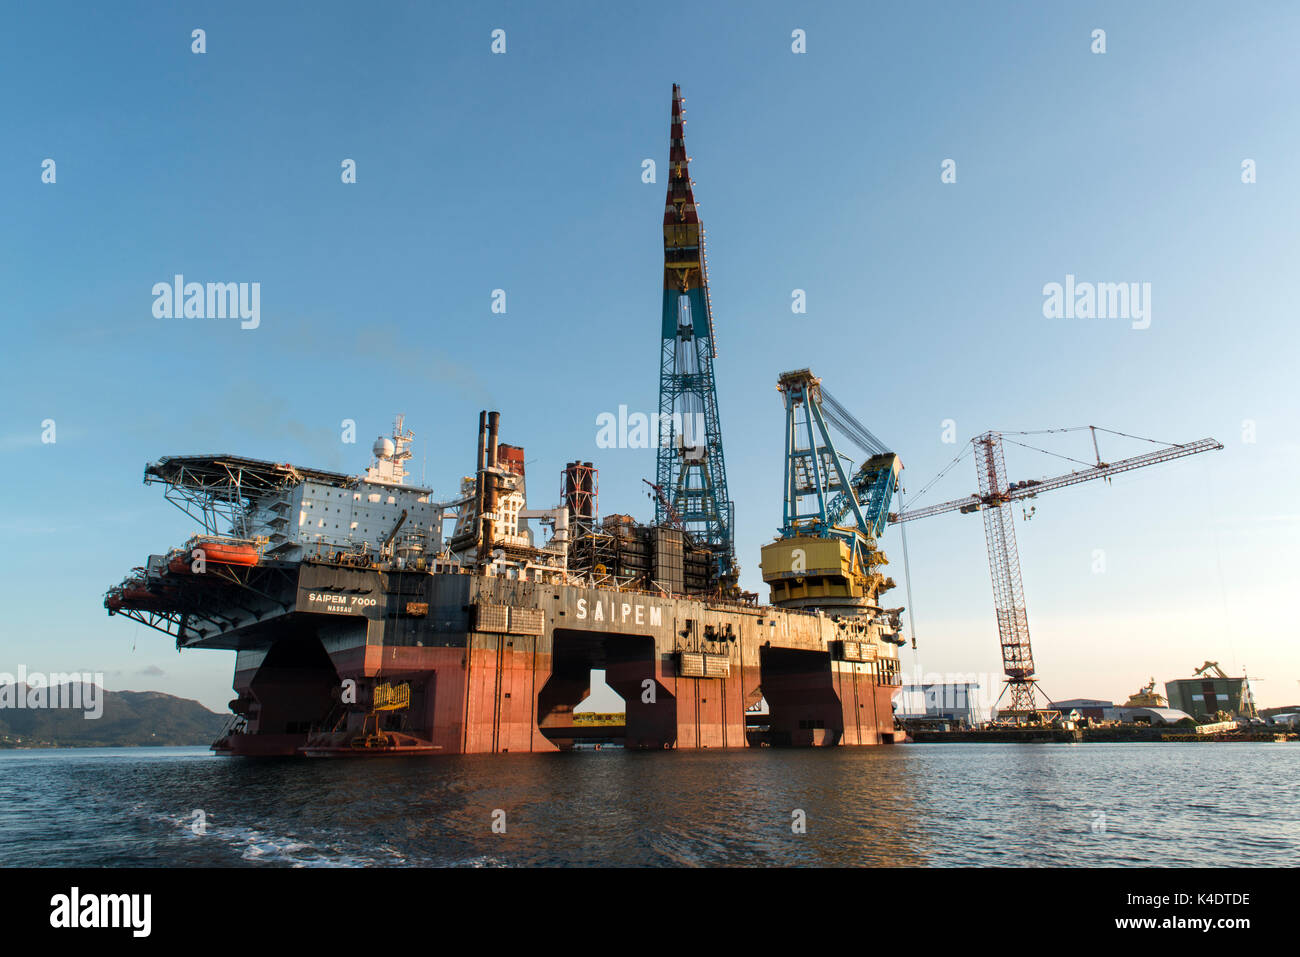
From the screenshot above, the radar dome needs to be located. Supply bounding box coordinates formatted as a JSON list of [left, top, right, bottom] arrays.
[[373, 436, 396, 459]]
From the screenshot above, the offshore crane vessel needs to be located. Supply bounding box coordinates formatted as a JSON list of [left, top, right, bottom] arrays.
[[102, 87, 907, 756]]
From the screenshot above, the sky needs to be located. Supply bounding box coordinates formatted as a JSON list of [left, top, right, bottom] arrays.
[[1, 1, 1297, 714]]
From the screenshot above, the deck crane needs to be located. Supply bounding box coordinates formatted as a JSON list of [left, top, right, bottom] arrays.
[[760, 369, 904, 618], [889, 428, 1223, 720], [643, 478, 688, 533], [776, 370, 901, 545], [1191, 660, 1230, 679]]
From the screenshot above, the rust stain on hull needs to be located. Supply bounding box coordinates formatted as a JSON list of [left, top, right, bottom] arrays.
[[210, 566, 904, 757]]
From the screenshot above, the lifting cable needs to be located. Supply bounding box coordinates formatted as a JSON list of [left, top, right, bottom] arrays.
[[999, 426, 1091, 436], [999, 436, 1097, 470], [999, 426, 1187, 473], [895, 486, 921, 658], [1201, 464, 1238, 676], [1090, 425, 1187, 449], [820, 388, 889, 456], [1001, 425, 1185, 449], [906, 443, 973, 508]]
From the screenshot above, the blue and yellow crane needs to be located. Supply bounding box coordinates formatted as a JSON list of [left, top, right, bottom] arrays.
[[760, 369, 903, 618]]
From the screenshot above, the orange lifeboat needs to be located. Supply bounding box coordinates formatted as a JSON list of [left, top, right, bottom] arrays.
[[192, 537, 260, 567]]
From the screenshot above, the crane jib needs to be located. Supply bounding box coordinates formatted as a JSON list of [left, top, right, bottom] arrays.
[[888, 436, 1222, 525]]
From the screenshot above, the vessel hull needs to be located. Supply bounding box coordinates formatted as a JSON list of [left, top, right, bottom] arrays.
[[182, 563, 901, 756]]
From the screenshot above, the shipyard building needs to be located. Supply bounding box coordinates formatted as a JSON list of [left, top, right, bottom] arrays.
[[1165, 663, 1257, 720], [893, 682, 983, 723]]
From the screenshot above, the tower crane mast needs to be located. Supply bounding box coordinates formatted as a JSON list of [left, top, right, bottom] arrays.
[[655, 84, 735, 582]]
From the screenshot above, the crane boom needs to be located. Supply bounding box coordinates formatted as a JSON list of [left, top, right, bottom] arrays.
[[889, 437, 1222, 525], [643, 478, 687, 533], [774, 370, 899, 544], [1192, 660, 1229, 679]]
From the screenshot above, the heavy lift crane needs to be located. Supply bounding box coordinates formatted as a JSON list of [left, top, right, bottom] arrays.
[[777, 370, 901, 546], [758, 372, 1222, 722], [760, 369, 904, 618], [889, 428, 1223, 720]]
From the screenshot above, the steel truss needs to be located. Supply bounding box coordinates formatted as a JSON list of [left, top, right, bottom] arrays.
[[655, 84, 735, 579]]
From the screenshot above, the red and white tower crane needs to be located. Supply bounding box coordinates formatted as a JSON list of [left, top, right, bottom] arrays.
[[889, 428, 1223, 720]]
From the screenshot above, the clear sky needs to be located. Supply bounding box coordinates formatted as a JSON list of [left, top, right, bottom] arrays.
[[2, 1, 1297, 713]]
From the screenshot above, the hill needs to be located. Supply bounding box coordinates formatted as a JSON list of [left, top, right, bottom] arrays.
[[0, 684, 227, 748]]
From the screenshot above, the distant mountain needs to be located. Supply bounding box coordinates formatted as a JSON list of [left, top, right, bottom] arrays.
[[0, 685, 227, 748]]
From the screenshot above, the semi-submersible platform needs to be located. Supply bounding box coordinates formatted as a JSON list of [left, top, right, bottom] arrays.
[[103, 85, 909, 756]]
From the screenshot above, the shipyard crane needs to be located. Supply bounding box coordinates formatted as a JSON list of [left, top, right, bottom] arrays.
[[889, 428, 1223, 719], [760, 370, 904, 620], [776, 370, 901, 549], [655, 83, 736, 583], [1192, 660, 1230, 679]]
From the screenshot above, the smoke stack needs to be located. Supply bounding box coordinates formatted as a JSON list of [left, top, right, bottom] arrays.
[[487, 411, 500, 468], [476, 410, 488, 472]]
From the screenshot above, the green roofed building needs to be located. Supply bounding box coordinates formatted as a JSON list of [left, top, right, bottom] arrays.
[[1165, 662, 1257, 720]]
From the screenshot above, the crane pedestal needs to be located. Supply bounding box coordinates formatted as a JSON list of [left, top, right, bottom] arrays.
[[994, 677, 1060, 725]]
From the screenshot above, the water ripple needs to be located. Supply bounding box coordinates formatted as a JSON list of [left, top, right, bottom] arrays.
[[0, 743, 1295, 867]]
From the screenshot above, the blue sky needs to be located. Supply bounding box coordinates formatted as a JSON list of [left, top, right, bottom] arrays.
[[2, 1, 1297, 712]]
